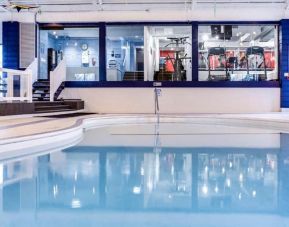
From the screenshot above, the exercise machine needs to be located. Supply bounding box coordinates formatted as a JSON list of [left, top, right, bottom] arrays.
[[163, 37, 191, 81], [246, 46, 267, 81], [207, 47, 229, 81]]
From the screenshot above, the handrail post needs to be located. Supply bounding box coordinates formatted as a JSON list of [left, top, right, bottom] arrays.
[[7, 73, 13, 99]]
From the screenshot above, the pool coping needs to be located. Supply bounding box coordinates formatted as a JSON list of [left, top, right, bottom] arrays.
[[0, 113, 289, 159]]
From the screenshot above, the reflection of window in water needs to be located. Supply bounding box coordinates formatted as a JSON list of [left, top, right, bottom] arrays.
[[198, 153, 278, 211]]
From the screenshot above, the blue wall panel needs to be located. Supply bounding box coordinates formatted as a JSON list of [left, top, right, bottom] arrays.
[[3, 22, 20, 69], [281, 20, 289, 108]]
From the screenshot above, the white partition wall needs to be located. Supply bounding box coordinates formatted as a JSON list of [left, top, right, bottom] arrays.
[[61, 88, 280, 114]]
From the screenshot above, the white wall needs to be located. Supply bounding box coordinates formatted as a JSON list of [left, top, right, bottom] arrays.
[[61, 88, 280, 114]]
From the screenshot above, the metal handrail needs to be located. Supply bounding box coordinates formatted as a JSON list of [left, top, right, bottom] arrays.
[[154, 87, 160, 115]]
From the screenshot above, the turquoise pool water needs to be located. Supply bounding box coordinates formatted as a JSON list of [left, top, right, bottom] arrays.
[[0, 122, 289, 227]]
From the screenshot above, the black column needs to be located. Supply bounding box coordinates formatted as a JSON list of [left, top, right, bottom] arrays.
[[99, 22, 107, 81], [191, 22, 199, 82]]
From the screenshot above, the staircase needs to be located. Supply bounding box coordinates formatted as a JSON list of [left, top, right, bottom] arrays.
[[32, 79, 84, 114], [123, 71, 144, 81], [32, 79, 65, 102], [34, 101, 73, 113]]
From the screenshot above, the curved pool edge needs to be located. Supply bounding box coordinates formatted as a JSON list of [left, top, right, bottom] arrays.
[[0, 113, 289, 160]]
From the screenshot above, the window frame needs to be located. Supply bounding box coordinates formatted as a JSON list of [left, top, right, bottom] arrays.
[[37, 21, 280, 88]]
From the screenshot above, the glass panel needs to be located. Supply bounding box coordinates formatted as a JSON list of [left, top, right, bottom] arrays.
[[198, 25, 278, 81], [106, 26, 144, 81], [39, 27, 99, 81], [145, 26, 192, 81]]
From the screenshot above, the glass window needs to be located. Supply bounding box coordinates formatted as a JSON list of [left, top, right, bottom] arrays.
[[106, 26, 144, 81], [145, 26, 192, 81], [39, 27, 99, 81], [198, 25, 278, 81]]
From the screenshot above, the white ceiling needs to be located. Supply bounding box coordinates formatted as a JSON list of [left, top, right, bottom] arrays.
[[0, 0, 287, 12], [0, 0, 288, 22]]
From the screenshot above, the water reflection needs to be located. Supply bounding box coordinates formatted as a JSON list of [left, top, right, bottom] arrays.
[[0, 146, 283, 213], [1, 132, 289, 226]]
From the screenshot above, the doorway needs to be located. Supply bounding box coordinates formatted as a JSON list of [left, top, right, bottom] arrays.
[[136, 47, 144, 71]]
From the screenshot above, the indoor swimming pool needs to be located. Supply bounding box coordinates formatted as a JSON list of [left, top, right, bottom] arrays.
[[1, 120, 289, 227]]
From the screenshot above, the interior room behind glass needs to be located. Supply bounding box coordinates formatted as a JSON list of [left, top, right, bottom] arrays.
[[198, 25, 278, 82], [106, 25, 192, 82], [39, 27, 99, 82]]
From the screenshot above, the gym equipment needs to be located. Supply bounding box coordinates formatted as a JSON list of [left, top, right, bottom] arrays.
[[227, 57, 238, 74], [163, 37, 191, 81], [207, 47, 229, 81], [246, 46, 267, 81]]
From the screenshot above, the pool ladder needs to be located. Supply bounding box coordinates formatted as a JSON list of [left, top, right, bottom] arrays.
[[154, 87, 161, 115]]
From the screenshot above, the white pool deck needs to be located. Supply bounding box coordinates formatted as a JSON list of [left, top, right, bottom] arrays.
[[1, 112, 289, 140], [1, 112, 289, 160]]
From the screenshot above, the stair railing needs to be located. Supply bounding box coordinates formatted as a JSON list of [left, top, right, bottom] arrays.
[[0, 68, 33, 102], [26, 58, 38, 84], [50, 59, 66, 102]]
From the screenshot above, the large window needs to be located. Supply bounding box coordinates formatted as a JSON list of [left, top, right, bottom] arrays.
[[198, 25, 278, 81], [106, 26, 144, 81], [38, 23, 279, 85], [145, 26, 192, 81], [39, 27, 99, 81], [106, 25, 192, 82]]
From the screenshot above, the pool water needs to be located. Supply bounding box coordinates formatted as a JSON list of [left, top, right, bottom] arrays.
[[1, 122, 289, 227]]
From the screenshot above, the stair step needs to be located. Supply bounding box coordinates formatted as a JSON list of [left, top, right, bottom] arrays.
[[35, 105, 70, 110], [33, 83, 50, 86], [33, 98, 50, 101], [34, 108, 73, 114], [33, 92, 49, 96], [34, 101, 66, 106]]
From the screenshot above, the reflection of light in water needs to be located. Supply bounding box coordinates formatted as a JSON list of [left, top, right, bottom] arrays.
[[205, 166, 208, 172], [141, 166, 144, 176], [71, 199, 81, 208], [133, 186, 141, 194], [202, 184, 208, 195], [229, 162, 233, 168], [53, 185, 58, 198], [92, 187, 95, 195], [239, 173, 243, 182], [261, 168, 264, 174], [222, 167, 225, 174], [168, 194, 172, 199], [252, 190, 257, 198], [226, 179, 231, 188], [74, 171, 78, 181], [73, 186, 76, 196], [214, 186, 219, 193], [238, 193, 242, 200], [147, 180, 153, 192]]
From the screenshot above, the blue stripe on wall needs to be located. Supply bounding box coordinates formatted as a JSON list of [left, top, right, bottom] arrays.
[[3, 22, 20, 69]]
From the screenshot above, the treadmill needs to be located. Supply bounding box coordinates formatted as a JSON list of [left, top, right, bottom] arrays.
[[246, 46, 267, 81], [207, 47, 229, 81]]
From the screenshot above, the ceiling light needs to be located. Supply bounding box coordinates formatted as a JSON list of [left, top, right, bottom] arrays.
[[202, 34, 209, 41]]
